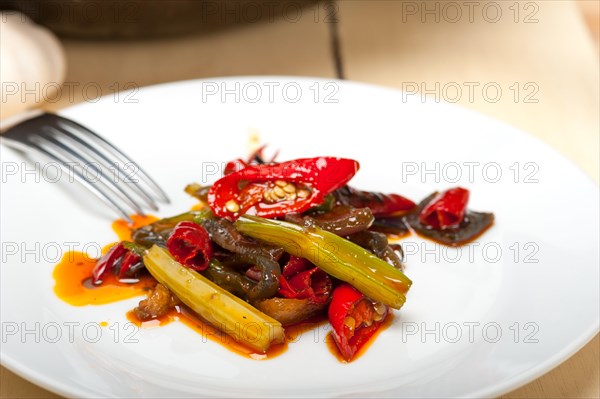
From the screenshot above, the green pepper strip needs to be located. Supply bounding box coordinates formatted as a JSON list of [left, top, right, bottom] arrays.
[[144, 246, 284, 352], [132, 208, 213, 248], [235, 215, 412, 309]]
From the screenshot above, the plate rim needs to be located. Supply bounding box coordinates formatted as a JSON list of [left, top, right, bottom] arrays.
[[1, 75, 598, 399]]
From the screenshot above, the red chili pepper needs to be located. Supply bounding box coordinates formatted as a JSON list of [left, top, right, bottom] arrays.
[[92, 243, 126, 284], [419, 187, 469, 229], [334, 186, 415, 216], [328, 284, 388, 362], [246, 144, 279, 164], [224, 159, 248, 175], [224, 146, 280, 175], [117, 251, 142, 279], [278, 256, 332, 303], [92, 242, 142, 284], [166, 221, 213, 271], [208, 157, 360, 220]]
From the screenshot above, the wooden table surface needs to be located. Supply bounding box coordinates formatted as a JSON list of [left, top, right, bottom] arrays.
[[1, 1, 598, 397]]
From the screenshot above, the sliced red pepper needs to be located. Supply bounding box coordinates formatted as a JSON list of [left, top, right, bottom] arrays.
[[334, 186, 415, 216], [92, 242, 127, 284], [208, 157, 360, 220], [117, 251, 142, 279], [166, 221, 213, 271], [224, 159, 248, 176], [278, 256, 332, 304], [246, 144, 279, 164], [224, 145, 280, 175], [328, 283, 388, 362], [419, 187, 469, 229], [92, 242, 143, 284]]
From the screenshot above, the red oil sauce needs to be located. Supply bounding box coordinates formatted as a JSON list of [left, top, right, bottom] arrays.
[[387, 235, 409, 244], [53, 251, 156, 306], [190, 203, 206, 211], [53, 215, 158, 306], [112, 214, 159, 241], [326, 312, 394, 363], [126, 307, 328, 360]]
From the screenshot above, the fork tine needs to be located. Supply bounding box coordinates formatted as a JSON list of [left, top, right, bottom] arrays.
[[56, 116, 170, 204], [26, 141, 134, 224], [55, 127, 159, 211], [37, 133, 146, 216]]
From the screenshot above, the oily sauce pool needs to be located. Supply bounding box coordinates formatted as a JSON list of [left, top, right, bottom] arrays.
[[53, 215, 158, 306]]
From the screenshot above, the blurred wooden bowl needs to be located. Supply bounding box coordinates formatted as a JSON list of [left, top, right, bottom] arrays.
[[0, 0, 319, 39]]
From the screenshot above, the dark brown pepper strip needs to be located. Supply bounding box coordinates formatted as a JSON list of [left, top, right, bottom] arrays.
[[404, 193, 494, 246]]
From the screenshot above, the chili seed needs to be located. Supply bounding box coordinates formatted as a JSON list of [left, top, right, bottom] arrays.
[[273, 186, 286, 198], [373, 302, 387, 315], [344, 316, 356, 331], [264, 191, 276, 203], [225, 200, 240, 213], [275, 180, 287, 187], [297, 189, 310, 199], [283, 183, 296, 193]]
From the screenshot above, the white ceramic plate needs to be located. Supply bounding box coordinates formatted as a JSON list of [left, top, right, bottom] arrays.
[[1, 77, 598, 398]]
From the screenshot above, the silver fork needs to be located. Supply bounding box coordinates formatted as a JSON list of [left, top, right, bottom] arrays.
[[1, 111, 169, 223]]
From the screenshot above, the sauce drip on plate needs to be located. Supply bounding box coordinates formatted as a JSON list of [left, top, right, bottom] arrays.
[[112, 214, 159, 241], [53, 215, 158, 306], [127, 307, 329, 360], [326, 313, 394, 363], [53, 251, 156, 306]]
